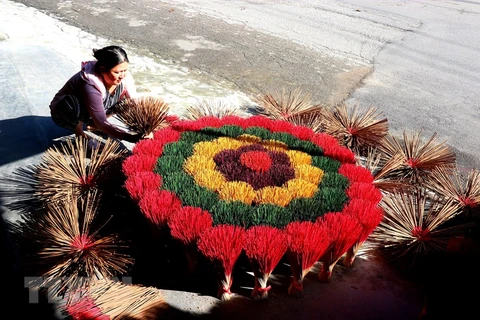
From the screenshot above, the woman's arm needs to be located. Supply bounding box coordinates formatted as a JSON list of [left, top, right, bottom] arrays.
[[82, 84, 139, 141]]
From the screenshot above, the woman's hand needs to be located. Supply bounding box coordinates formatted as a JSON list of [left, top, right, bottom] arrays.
[[142, 132, 154, 140]]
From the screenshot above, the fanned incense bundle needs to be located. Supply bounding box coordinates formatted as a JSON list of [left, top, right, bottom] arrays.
[[362, 151, 411, 193], [182, 98, 245, 120], [379, 130, 456, 186], [322, 103, 388, 155], [0, 137, 127, 213], [243, 226, 288, 300], [114, 95, 170, 137], [10, 190, 133, 298], [254, 88, 319, 120], [426, 166, 480, 216], [197, 225, 246, 300], [66, 296, 108, 320], [341, 199, 384, 268], [65, 279, 168, 319], [36, 137, 127, 201], [285, 221, 331, 297], [317, 213, 362, 283], [287, 110, 326, 134], [369, 190, 468, 269], [168, 206, 213, 273]]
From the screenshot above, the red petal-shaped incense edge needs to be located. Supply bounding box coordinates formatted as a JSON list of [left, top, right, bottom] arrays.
[[197, 225, 246, 276], [131, 138, 164, 157], [343, 198, 384, 243], [139, 189, 182, 226], [338, 163, 375, 184], [124, 171, 162, 202], [319, 213, 362, 261], [122, 154, 158, 177], [132, 127, 182, 157], [168, 206, 213, 245], [346, 182, 383, 204], [285, 221, 331, 271], [243, 225, 288, 274]]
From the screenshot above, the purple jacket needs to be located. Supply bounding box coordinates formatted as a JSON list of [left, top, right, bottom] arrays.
[[50, 60, 137, 139]]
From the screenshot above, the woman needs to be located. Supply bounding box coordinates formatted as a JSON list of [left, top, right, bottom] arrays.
[[49, 45, 142, 145]]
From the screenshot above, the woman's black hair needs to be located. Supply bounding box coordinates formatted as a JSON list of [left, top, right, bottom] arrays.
[[92, 45, 129, 71]]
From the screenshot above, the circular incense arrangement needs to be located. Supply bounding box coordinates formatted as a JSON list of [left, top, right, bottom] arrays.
[[124, 115, 383, 300], [4, 91, 478, 319]]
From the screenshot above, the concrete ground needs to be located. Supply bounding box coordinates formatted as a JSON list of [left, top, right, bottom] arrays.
[[1, 1, 472, 319]]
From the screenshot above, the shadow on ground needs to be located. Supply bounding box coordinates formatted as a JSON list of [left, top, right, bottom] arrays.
[[1, 198, 58, 318], [0, 115, 70, 166]]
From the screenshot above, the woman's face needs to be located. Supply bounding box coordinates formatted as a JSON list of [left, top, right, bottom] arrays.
[[102, 61, 129, 87]]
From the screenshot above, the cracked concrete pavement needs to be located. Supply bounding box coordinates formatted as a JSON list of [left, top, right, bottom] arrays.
[[11, 0, 480, 170]]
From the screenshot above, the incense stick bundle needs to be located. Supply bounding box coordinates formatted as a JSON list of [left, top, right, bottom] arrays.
[[322, 103, 389, 156], [243, 226, 288, 300], [64, 279, 168, 319], [317, 213, 362, 283], [114, 96, 171, 137], [36, 137, 128, 201], [287, 110, 326, 133], [197, 225, 246, 300], [168, 206, 213, 273], [369, 190, 470, 269], [368, 152, 411, 193], [254, 88, 319, 120], [182, 98, 244, 120], [426, 166, 480, 216], [10, 190, 133, 298], [285, 221, 331, 297], [341, 199, 384, 268], [379, 131, 456, 187], [0, 137, 127, 213]]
